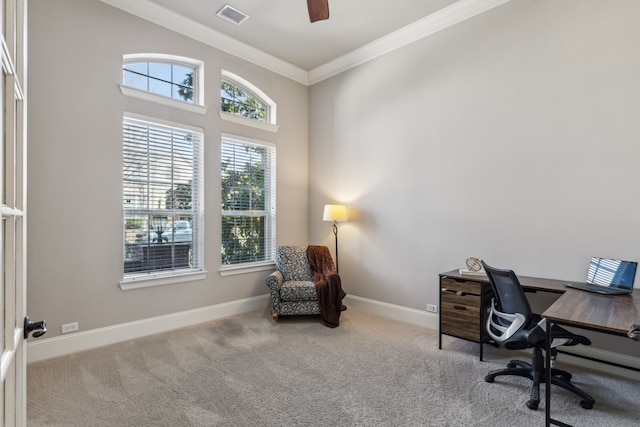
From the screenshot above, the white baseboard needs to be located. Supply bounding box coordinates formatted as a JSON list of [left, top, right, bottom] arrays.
[[344, 295, 440, 329], [28, 293, 640, 382], [27, 294, 270, 363]]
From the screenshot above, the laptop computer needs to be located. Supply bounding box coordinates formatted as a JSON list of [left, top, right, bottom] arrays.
[[565, 257, 637, 295]]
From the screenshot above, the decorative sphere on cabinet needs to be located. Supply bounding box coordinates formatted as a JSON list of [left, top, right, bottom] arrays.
[[466, 257, 482, 272]]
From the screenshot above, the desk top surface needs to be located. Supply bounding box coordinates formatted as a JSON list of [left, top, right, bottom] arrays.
[[542, 289, 638, 335], [440, 269, 573, 293], [440, 269, 639, 335]]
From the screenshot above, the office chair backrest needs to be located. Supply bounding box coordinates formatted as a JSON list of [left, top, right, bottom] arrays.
[[481, 261, 532, 317]]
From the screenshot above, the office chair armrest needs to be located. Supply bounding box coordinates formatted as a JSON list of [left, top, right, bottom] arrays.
[[486, 298, 527, 343]]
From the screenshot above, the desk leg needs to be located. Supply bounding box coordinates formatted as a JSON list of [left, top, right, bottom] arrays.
[[545, 319, 551, 427], [545, 321, 573, 427]]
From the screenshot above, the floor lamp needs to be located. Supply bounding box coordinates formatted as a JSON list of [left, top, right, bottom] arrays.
[[323, 204, 347, 273]]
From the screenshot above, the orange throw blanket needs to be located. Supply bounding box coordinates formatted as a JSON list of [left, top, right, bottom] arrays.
[[306, 245, 346, 328]]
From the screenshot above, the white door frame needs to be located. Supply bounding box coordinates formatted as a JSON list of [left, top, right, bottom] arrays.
[[1, 0, 30, 425]]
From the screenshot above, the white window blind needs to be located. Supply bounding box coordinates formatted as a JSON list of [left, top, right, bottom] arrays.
[[221, 135, 276, 266], [123, 115, 204, 278]]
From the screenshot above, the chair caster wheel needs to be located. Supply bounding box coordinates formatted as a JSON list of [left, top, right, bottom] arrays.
[[580, 400, 593, 409], [507, 362, 517, 368], [526, 400, 539, 410], [484, 375, 494, 383]]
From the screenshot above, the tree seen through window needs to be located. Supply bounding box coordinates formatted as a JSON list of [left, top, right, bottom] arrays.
[[221, 138, 275, 265], [221, 81, 267, 122]]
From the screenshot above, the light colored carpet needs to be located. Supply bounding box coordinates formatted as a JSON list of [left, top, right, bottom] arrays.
[[27, 307, 639, 426]]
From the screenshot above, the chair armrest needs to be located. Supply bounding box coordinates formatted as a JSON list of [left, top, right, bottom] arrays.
[[486, 298, 526, 344], [266, 270, 283, 292], [266, 271, 283, 317]]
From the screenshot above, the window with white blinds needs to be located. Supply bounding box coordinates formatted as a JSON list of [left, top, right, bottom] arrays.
[[123, 114, 204, 279], [221, 134, 276, 266]]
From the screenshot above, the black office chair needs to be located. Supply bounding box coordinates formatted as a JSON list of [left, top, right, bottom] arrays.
[[481, 261, 595, 410]]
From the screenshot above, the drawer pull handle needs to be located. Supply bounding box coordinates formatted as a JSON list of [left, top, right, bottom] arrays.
[[441, 288, 467, 296], [454, 305, 466, 311]]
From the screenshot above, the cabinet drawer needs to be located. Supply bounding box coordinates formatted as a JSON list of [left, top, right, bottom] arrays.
[[440, 276, 489, 344], [441, 299, 480, 337], [441, 291, 480, 309], [441, 277, 482, 295], [441, 317, 481, 342], [441, 300, 480, 319]]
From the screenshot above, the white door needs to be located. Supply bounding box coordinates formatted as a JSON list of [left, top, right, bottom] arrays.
[[1, 1, 39, 426]]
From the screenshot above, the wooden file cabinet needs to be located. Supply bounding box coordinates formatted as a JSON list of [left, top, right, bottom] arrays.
[[438, 271, 494, 360]]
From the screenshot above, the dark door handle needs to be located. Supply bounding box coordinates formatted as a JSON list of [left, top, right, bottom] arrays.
[[24, 316, 47, 339]]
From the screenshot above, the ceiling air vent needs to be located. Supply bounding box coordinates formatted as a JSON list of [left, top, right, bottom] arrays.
[[216, 4, 249, 25]]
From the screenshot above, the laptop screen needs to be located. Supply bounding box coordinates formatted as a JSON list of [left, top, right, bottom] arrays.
[[587, 257, 637, 289]]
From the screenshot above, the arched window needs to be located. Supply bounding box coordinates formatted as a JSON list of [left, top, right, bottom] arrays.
[[221, 81, 266, 121], [220, 71, 277, 131], [120, 54, 206, 114]]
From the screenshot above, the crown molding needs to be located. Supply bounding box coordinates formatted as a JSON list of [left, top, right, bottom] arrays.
[[99, 0, 310, 85], [308, 0, 513, 84], [100, 0, 512, 87]]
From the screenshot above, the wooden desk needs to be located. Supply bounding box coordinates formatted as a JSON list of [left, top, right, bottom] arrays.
[[542, 289, 640, 426], [439, 270, 569, 360], [543, 289, 639, 334], [439, 270, 639, 426]]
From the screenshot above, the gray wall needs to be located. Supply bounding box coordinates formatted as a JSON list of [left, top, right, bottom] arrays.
[[27, 0, 308, 337], [27, 0, 640, 361], [308, 0, 640, 355]]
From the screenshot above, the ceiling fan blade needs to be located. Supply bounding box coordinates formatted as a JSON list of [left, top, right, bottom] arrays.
[[307, 0, 329, 23]]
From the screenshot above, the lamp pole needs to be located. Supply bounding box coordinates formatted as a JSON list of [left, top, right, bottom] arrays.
[[323, 204, 347, 274], [332, 220, 339, 273]]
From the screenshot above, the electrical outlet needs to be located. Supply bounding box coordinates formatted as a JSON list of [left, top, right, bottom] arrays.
[[61, 322, 79, 334], [426, 304, 438, 313]]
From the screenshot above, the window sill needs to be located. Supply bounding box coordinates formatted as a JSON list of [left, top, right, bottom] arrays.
[[119, 270, 208, 291], [219, 111, 279, 133], [119, 85, 208, 115], [219, 262, 275, 277]]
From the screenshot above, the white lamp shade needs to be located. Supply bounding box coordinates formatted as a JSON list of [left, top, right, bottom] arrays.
[[323, 204, 347, 222]]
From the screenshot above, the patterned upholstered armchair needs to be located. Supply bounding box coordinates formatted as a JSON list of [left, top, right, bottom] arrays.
[[266, 246, 322, 320]]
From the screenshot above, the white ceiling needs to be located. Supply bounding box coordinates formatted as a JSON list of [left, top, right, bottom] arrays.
[[100, 0, 512, 85], [146, 0, 459, 70]]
